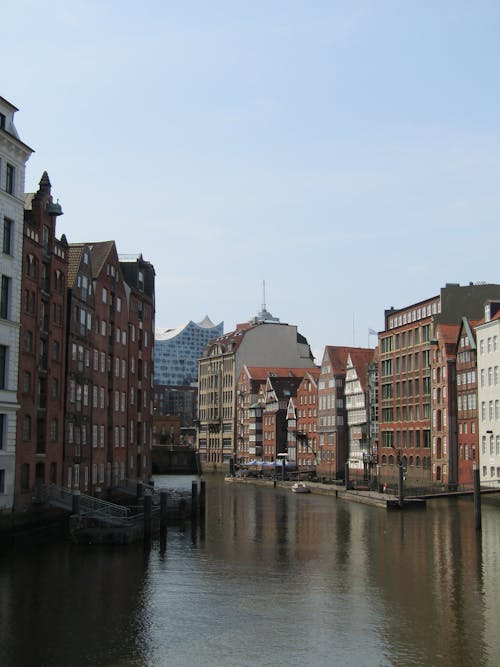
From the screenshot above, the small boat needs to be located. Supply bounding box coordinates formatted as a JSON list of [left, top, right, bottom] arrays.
[[291, 481, 310, 494]]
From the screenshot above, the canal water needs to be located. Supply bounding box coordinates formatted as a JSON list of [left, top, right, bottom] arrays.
[[1, 474, 499, 667]]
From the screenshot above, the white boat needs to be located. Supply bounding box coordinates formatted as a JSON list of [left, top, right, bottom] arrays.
[[291, 481, 310, 494]]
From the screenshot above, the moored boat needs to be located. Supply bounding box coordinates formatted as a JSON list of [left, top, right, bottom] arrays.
[[291, 481, 310, 494]]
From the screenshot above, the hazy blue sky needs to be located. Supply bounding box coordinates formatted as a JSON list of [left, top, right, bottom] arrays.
[[4, 1, 500, 359]]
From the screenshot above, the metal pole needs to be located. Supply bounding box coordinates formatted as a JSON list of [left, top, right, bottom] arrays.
[[473, 464, 482, 531], [398, 463, 404, 508]]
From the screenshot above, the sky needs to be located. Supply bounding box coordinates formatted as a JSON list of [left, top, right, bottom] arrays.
[[3, 1, 500, 361]]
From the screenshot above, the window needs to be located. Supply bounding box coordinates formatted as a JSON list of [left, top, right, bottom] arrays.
[[0, 275, 10, 319], [3, 218, 13, 254], [24, 331, 33, 353], [23, 415, 32, 441], [0, 413, 5, 449], [0, 345, 6, 389], [5, 164, 15, 195]]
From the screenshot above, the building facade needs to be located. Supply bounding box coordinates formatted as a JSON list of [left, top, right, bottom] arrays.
[[476, 301, 500, 487], [378, 283, 500, 484], [15, 173, 67, 509], [154, 317, 223, 386], [344, 349, 375, 474], [455, 317, 479, 486], [0, 98, 33, 511], [316, 346, 349, 479], [197, 319, 315, 469], [430, 324, 459, 485], [120, 253, 156, 485]]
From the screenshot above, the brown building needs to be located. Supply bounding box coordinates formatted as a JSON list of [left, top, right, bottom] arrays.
[[65, 241, 130, 491], [287, 369, 320, 468], [378, 283, 500, 484], [316, 346, 351, 479], [152, 413, 181, 447], [15, 173, 68, 509], [261, 375, 304, 461], [63, 244, 155, 495], [455, 317, 480, 485], [431, 323, 459, 484], [197, 318, 315, 470], [120, 253, 156, 484], [235, 366, 313, 463]]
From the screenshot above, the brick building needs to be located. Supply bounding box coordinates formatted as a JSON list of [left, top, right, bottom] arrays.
[[14, 173, 67, 509], [455, 317, 480, 485], [378, 283, 500, 484], [197, 319, 315, 470], [120, 253, 155, 483], [235, 366, 313, 463], [430, 323, 459, 484], [316, 346, 355, 479], [286, 369, 320, 468]]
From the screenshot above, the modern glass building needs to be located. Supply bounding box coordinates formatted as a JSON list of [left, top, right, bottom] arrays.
[[154, 316, 223, 386]]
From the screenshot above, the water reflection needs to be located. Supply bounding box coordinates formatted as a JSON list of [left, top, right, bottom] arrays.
[[1, 476, 499, 666]]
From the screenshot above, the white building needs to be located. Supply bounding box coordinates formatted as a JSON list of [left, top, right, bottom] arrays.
[[0, 97, 33, 511], [476, 301, 500, 488], [344, 349, 374, 472]]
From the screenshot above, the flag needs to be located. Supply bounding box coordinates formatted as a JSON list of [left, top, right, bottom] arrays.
[[368, 328, 377, 335]]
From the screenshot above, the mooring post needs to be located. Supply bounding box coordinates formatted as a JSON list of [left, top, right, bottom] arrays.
[[144, 490, 152, 540], [136, 481, 144, 500], [345, 463, 350, 490], [160, 490, 168, 524], [398, 463, 404, 508], [191, 480, 199, 518], [72, 490, 80, 514], [473, 464, 482, 531], [199, 479, 206, 515]]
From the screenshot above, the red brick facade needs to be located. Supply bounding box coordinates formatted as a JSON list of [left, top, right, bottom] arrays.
[[15, 173, 68, 509]]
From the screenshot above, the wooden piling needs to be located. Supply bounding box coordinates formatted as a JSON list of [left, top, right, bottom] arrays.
[[143, 490, 152, 540], [72, 490, 80, 515], [473, 464, 482, 531], [199, 479, 206, 512], [191, 480, 199, 518]]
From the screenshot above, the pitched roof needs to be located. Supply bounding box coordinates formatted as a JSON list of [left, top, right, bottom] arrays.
[[324, 346, 374, 375], [265, 376, 303, 401], [346, 348, 376, 392], [70, 241, 117, 279], [67, 245, 85, 288], [436, 323, 461, 358]]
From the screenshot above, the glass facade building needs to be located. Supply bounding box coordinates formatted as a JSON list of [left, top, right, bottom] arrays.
[[154, 317, 223, 386]]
